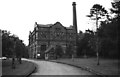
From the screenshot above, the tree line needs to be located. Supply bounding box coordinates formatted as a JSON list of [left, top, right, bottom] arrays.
[[2, 30, 29, 58], [76, 1, 119, 59]]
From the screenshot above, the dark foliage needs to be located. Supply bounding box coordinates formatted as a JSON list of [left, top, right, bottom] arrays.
[[83, 1, 119, 59], [55, 45, 64, 58], [77, 30, 96, 57], [66, 44, 74, 58], [2, 30, 29, 58]]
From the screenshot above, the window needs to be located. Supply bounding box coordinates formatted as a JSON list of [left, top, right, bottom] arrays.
[[41, 32, 47, 38], [41, 45, 46, 51]]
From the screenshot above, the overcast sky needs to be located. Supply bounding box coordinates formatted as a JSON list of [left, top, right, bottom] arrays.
[[0, 0, 114, 45]]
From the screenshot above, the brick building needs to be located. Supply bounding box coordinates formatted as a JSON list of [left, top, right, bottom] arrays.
[[28, 22, 76, 59], [28, 2, 78, 59]]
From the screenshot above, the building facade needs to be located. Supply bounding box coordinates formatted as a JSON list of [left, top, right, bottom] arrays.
[[28, 2, 78, 59], [28, 22, 76, 59]]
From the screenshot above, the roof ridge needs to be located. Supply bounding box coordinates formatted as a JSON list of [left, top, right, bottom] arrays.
[[37, 23, 53, 27]]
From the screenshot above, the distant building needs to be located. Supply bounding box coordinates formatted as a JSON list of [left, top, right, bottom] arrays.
[[28, 22, 76, 59], [28, 2, 78, 59]]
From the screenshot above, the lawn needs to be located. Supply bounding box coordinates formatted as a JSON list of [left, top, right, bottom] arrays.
[[2, 58, 35, 76], [51, 58, 119, 75]]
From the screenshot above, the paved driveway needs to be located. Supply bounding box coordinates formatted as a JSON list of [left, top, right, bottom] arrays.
[[23, 59, 94, 76]]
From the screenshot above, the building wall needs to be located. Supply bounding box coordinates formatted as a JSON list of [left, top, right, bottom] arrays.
[[29, 22, 76, 58]]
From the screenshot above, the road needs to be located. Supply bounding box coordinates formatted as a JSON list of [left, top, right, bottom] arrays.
[[23, 59, 94, 76]]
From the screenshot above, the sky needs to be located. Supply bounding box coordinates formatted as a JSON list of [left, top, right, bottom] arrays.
[[0, 0, 114, 45]]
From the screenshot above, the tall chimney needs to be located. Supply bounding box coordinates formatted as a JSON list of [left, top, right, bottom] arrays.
[[72, 2, 78, 57], [72, 2, 78, 33]]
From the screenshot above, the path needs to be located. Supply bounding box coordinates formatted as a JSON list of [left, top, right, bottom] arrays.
[[23, 59, 94, 76]]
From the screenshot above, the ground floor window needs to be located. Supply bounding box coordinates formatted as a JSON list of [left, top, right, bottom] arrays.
[[41, 45, 46, 51]]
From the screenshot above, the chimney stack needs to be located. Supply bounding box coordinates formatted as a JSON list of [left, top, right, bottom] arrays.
[[72, 2, 78, 33], [72, 2, 78, 57]]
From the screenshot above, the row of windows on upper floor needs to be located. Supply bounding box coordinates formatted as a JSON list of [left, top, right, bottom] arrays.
[[29, 32, 76, 39], [29, 35, 76, 44], [35, 32, 75, 38], [29, 30, 75, 37], [29, 31, 76, 41], [29, 39, 76, 46], [30, 36, 75, 42]]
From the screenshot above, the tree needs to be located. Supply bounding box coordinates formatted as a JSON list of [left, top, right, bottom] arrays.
[[87, 4, 108, 24], [86, 30, 97, 56], [2, 30, 29, 65], [66, 44, 73, 58], [97, 1, 119, 59], [77, 30, 96, 57], [111, 1, 120, 17], [87, 4, 108, 65], [2, 30, 13, 57], [110, 1, 119, 41], [97, 20, 118, 58], [55, 45, 64, 58]]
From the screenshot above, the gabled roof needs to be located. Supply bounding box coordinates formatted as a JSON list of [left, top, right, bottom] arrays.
[[35, 22, 74, 30], [52, 22, 65, 27], [51, 22, 68, 30], [37, 23, 53, 28]]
